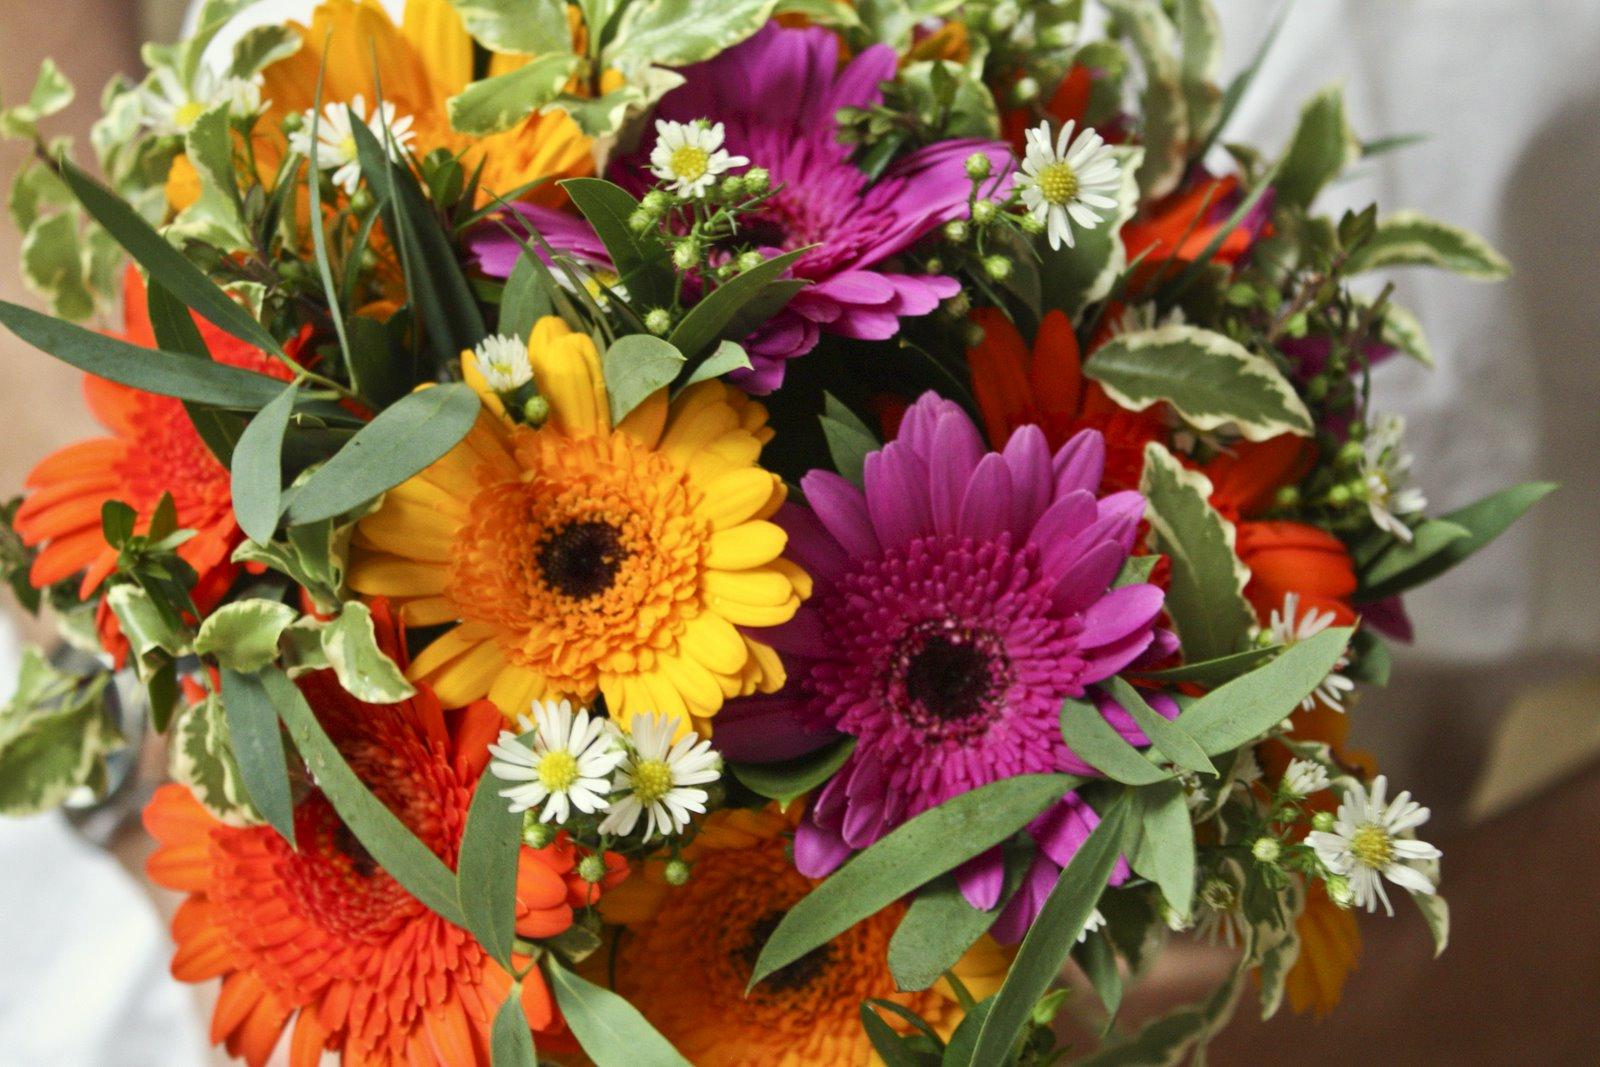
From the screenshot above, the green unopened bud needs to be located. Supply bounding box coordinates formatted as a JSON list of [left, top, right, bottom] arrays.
[[644, 308, 673, 336], [923, 256, 945, 275], [1273, 485, 1301, 509], [1311, 810, 1337, 834], [943, 219, 969, 243], [1251, 837, 1282, 864], [578, 853, 608, 884], [521, 395, 551, 426], [942, 291, 971, 319], [720, 174, 746, 199], [628, 209, 654, 234], [1305, 375, 1331, 402], [348, 188, 374, 215], [641, 190, 670, 214], [744, 167, 770, 194], [1018, 213, 1045, 236], [1336, 440, 1366, 468], [522, 815, 557, 849], [971, 199, 998, 225], [664, 858, 691, 886], [964, 152, 992, 180], [964, 321, 987, 348], [1326, 483, 1352, 508], [672, 240, 701, 271], [736, 250, 765, 273], [281, 110, 304, 134], [1012, 77, 1041, 105], [1325, 874, 1354, 908], [983, 255, 1012, 282], [1345, 477, 1370, 502]]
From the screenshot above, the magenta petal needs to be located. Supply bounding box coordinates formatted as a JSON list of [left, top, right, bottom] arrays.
[[958, 453, 1014, 542], [929, 411, 987, 535], [800, 470, 880, 559], [1053, 430, 1107, 497], [1030, 796, 1097, 870], [1079, 628, 1159, 685], [712, 693, 837, 762], [1050, 540, 1127, 614], [794, 817, 853, 879], [990, 856, 1060, 944], [1028, 490, 1098, 558], [864, 445, 931, 550], [1002, 425, 1054, 533], [1078, 584, 1166, 649], [956, 848, 1007, 911]]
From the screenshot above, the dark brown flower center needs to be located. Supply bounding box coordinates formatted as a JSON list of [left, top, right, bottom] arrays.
[[739, 912, 833, 993], [905, 635, 996, 722], [538, 519, 629, 599]]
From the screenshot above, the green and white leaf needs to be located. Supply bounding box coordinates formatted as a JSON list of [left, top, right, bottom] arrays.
[[1108, 0, 1188, 199], [0, 650, 117, 816], [608, 0, 778, 70], [447, 0, 573, 54], [1374, 298, 1433, 366], [1139, 443, 1255, 661], [170, 687, 262, 826], [1275, 85, 1360, 210], [194, 598, 297, 673], [448, 54, 581, 136], [106, 583, 193, 679], [1345, 211, 1511, 280], [19, 210, 95, 321], [1086, 326, 1312, 440], [0, 59, 74, 138], [317, 601, 415, 704]]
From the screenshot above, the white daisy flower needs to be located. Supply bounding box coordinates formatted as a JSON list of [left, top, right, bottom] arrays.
[[1267, 592, 1356, 712], [1014, 120, 1122, 251], [598, 713, 721, 841], [474, 334, 532, 392], [289, 93, 416, 195], [138, 66, 265, 137], [1281, 757, 1332, 798], [1194, 866, 1246, 948], [1308, 775, 1441, 915], [1361, 415, 1427, 543], [487, 699, 625, 825], [1077, 906, 1107, 944], [648, 119, 748, 199]]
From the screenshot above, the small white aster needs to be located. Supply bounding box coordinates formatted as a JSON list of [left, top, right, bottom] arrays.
[[1281, 757, 1332, 798], [598, 713, 721, 841], [1308, 774, 1441, 915], [1194, 869, 1245, 948], [648, 119, 748, 199], [1076, 906, 1107, 944], [138, 66, 265, 137], [1361, 415, 1427, 543], [474, 334, 532, 392], [487, 699, 626, 825], [1014, 119, 1121, 251], [289, 93, 416, 195], [1267, 592, 1355, 712]]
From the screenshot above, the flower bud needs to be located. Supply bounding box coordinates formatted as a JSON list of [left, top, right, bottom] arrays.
[[664, 858, 691, 886], [1336, 440, 1366, 468], [641, 190, 670, 215], [1251, 837, 1282, 864], [672, 240, 701, 271], [1018, 213, 1045, 236], [1311, 810, 1337, 833], [644, 308, 673, 336], [521, 395, 551, 426], [964, 152, 992, 180], [736, 250, 765, 273], [1326, 483, 1352, 507], [983, 255, 1013, 281], [578, 853, 608, 884], [348, 188, 374, 215], [744, 167, 771, 194], [971, 199, 998, 225], [1012, 77, 1041, 105], [522, 816, 556, 849], [281, 110, 304, 134], [1273, 485, 1301, 509], [1325, 874, 1354, 908], [943, 219, 969, 243], [629, 209, 654, 234]]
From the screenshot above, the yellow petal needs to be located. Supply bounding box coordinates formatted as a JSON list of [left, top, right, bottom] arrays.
[[704, 567, 797, 607], [347, 555, 447, 596], [659, 398, 739, 467], [487, 665, 548, 720], [705, 521, 787, 570], [408, 620, 499, 679], [398, 595, 461, 626], [678, 611, 746, 675], [618, 387, 668, 449], [695, 469, 781, 530], [530, 319, 609, 436], [417, 632, 508, 703], [655, 653, 724, 719], [401, 0, 473, 98]]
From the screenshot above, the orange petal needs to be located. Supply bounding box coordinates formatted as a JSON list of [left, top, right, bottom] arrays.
[[965, 307, 1037, 449], [1028, 309, 1083, 425], [422, 993, 477, 1065]]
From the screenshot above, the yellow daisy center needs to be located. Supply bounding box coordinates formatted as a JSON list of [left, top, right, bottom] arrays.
[[1036, 160, 1080, 205], [338, 134, 359, 161], [1349, 824, 1394, 869], [174, 100, 205, 129], [537, 749, 581, 793], [632, 759, 674, 806], [669, 144, 711, 182]]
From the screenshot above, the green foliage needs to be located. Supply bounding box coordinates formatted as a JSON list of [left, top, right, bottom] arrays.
[[447, 54, 582, 135], [751, 775, 1082, 988], [1086, 325, 1312, 441], [316, 601, 416, 704], [1061, 696, 1169, 786], [667, 248, 810, 360], [230, 380, 301, 543], [1101, 677, 1214, 776], [546, 962, 693, 1067], [1275, 85, 1360, 210], [195, 599, 297, 673], [1039, 147, 1143, 314], [818, 393, 879, 486], [456, 738, 527, 967], [1139, 443, 1255, 661], [447, 0, 572, 54], [0, 649, 117, 816], [602, 334, 685, 424], [1127, 779, 1196, 918], [1344, 210, 1511, 279], [608, 0, 778, 69], [561, 177, 676, 311], [887, 838, 1032, 992], [169, 687, 261, 826], [729, 736, 857, 808], [218, 668, 298, 843], [1106, 0, 1188, 200], [489, 986, 539, 1067], [1175, 626, 1354, 754]]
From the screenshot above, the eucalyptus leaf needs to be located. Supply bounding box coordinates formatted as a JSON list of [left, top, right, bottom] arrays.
[[601, 334, 684, 425], [1175, 626, 1353, 754], [750, 774, 1080, 988], [1131, 644, 1278, 685], [284, 384, 480, 526], [682, 339, 752, 387], [490, 987, 538, 1067], [1128, 779, 1196, 918], [218, 668, 297, 844], [887, 837, 1032, 992], [1061, 696, 1170, 786], [456, 747, 526, 967], [729, 736, 856, 807], [499, 252, 552, 343], [230, 380, 300, 543], [546, 962, 692, 1067], [1103, 676, 1214, 775]]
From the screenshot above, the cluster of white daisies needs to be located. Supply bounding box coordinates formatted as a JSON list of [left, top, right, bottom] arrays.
[[486, 699, 722, 842]]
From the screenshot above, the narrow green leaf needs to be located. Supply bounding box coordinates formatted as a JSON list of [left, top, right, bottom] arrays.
[[58, 159, 283, 356], [600, 334, 684, 425], [941, 998, 994, 1067], [490, 985, 538, 1067], [966, 795, 1131, 1067], [1128, 779, 1196, 917], [231, 379, 300, 543], [499, 252, 552, 343], [457, 755, 525, 967], [284, 384, 480, 525], [859, 1003, 926, 1067], [888, 838, 1033, 992], [1130, 645, 1277, 685], [750, 774, 1079, 988], [1060, 697, 1171, 785], [559, 177, 674, 310], [1102, 677, 1214, 776], [1076, 927, 1123, 1020], [218, 669, 297, 844], [0, 299, 290, 408], [1192, 0, 1292, 162], [146, 278, 209, 358], [1140, 443, 1255, 661], [819, 413, 878, 486], [546, 962, 692, 1067], [668, 248, 809, 359], [1356, 518, 1469, 591], [729, 736, 856, 807], [1176, 626, 1354, 754], [271, 663, 466, 925], [1356, 482, 1555, 602]]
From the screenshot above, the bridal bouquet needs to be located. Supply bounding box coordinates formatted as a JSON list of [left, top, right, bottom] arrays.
[[0, 1, 1549, 1064]]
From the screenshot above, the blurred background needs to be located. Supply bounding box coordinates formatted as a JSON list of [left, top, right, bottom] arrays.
[[1, 1, 1596, 1063]]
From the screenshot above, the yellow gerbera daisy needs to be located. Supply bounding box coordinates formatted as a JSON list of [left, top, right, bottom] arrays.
[[258, 0, 592, 207], [348, 317, 804, 734]]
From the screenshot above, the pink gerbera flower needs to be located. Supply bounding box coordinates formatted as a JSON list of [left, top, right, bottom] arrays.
[[720, 392, 1176, 937]]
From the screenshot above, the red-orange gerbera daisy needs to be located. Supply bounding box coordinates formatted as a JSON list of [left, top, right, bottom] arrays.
[[13, 268, 301, 606], [144, 602, 618, 1066], [966, 306, 1165, 493]]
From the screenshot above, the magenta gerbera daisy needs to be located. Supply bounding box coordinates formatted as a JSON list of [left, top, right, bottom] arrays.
[[720, 392, 1174, 936]]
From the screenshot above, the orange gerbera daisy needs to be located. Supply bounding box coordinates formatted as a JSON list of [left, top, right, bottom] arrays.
[[144, 602, 615, 1066], [13, 268, 297, 607], [347, 317, 803, 734], [599, 806, 1009, 1066], [257, 0, 592, 208], [966, 306, 1166, 492]]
